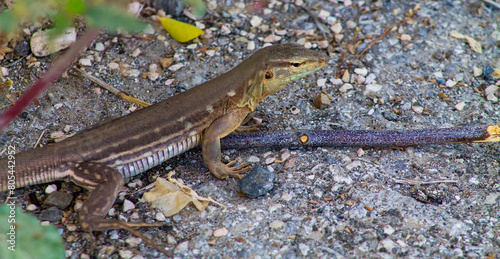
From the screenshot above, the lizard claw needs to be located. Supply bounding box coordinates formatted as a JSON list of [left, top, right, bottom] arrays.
[[211, 160, 251, 180]]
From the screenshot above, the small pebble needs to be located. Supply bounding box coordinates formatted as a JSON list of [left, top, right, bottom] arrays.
[[318, 10, 330, 20], [455, 101, 466, 111], [342, 70, 350, 82], [238, 166, 275, 198], [354, 68, 368, 76], [125, 237, 142, 247], [401, 34, 412, 42], [265, 157, 275, 164], [247, 41, 256, 50], [384, 225, 395, 235], [270, 220, 284, 229], [213, 227, 229, 237], [26, 204, 38, 211], [174, 241, 189, 253], [108, 62, 120, 70], [156, 212, 166, 221], [473, 66, 483, 77], [250, 16, 263, 27], [169, 63, 184, 72], [339, 83, 353, 93], [263, 34, 281, 43], [299, 243, 310, 256], [95, 42, 105, 51], [122, 199, 135, 212], [79, 58, 92, 66], [247, 155, 260, 163], [317, 78, 327, 87], [365, 74, 376, 84], [330, 78, 343, 85], [313, 93, 331, 109], [330, 23, 342, 34], [45, 184, 57, 194], [131, 48, 141, 57], [412, 105, 424, 114], [118, 250, 133, 259], [445, 79, 457, 87], [364, 84, 383, 94]]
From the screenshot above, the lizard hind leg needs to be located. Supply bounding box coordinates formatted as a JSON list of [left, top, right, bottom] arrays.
[[68, 162, 169, 255]]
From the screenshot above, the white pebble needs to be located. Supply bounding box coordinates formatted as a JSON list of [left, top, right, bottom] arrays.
[[318, 10, 330, 20], [131, 48, 141, 57], [26, 204, 38, 211], [330, 78, 343, 85], [401, 34, 412, 42], [339, 83, 353, 93], [354, 68, 368, 76], [247, 155, 260, 163], [95, 42, 105, 51], [445, 79, 457, 87], [250, 16, 263, 27], [123, 199, 135, 212], [270, 220, 284, 229], [263, 34, 281, 43], [365, 73, 376, 84], [330, 23, 342, 34], [412, 105, 424, 114], [364, 84, 382, 94], [45, 184, 57, 194], [455, 101, 466, 111], [128, 69, 140, 78], [247, 41, 256, 50], [168, 63, 184, 72], [148, 72, 159, 81], [125, 237, 142, 247], [79, 58, 92, 66], [213, 227, 229, 237], [473, 66, 483, 77], [108, 62, 119, 70], [317, 78, 327, 87]]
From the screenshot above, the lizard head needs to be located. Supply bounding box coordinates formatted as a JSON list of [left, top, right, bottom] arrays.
[[247, 44, 329, 102]]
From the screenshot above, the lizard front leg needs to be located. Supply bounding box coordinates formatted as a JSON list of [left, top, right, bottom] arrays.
[[68, 162, 168, 254], [202, 108, 252, 179]]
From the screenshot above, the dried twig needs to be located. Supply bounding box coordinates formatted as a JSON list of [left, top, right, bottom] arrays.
[[75, 67, 151, 107]]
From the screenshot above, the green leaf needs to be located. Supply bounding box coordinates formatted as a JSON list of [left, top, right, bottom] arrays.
[[66, 0, 86, 14], [87, 4, 146, 32], [0, 11, 19, 33], [0, 205, 65, 259]]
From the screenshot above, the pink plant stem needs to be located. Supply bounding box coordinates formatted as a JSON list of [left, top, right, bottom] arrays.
[[0, 28, 101, 131]]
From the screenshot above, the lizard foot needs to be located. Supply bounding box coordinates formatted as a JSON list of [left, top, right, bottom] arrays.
[[211, 160, 252, 180]]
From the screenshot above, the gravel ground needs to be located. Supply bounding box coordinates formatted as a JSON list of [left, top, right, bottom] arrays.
[[1, 0, 499, 258]]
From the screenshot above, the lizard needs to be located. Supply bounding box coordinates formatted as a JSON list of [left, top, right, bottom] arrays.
[[0, 44, 328, 252]]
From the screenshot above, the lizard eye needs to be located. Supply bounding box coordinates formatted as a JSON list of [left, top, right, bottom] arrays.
[[291, 62, 301, 68], [265, 71, 273, 79]]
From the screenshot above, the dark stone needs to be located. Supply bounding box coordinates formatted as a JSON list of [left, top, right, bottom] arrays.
[[14, 40, 30, 57], [43, 191, 73, 210], [238, 166, 275, 199], [39, 206, 63, 222]]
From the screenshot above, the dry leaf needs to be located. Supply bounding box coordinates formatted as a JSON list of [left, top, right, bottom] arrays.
[[143, 172, 225, 217], [450, 31, 482, 53], [158, 17, 204, 43]]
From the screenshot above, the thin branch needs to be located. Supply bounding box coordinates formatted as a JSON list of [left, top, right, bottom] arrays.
[[75, 67, 151, 107]]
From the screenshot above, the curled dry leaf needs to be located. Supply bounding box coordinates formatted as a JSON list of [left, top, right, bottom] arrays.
[[143, 171, 226, 217]]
